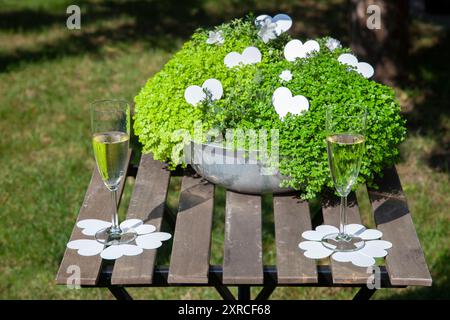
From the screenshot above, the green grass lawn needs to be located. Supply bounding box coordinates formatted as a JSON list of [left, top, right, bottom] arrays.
[[0, 0, 449, 299]]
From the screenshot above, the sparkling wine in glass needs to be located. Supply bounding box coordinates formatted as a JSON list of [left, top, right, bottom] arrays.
[[90, 100, 136, 245], [322, 105, 367, 252]]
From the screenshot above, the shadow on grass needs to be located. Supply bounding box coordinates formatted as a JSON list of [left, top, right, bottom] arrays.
[[402, 25, 450, 174], [0, 0, 212, 72], [0, 0, 348, 72], [0, 0, 211, 32], [0, 9, 64, 31]]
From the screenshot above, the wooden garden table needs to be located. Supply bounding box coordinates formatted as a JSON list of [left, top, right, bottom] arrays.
[[56, 152, 432, 300]]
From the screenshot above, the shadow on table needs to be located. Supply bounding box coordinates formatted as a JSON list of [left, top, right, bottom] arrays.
[[400, 23, 450, 175]]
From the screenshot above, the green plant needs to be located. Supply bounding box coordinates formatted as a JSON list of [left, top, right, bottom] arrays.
[[134, 16, 406, 199]]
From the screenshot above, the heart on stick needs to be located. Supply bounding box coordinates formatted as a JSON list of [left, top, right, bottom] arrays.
[[224, 46, 261, 68], [284, 39, 320, 62], [272, 87, 309, 118], [255, 13, 292, 35], [337, 53, 374, 78], [184, 79, 223, 106]]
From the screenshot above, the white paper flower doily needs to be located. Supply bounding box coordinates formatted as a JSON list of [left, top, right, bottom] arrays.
[[298, 224, 392, 267], [67, 218, 171, 260]]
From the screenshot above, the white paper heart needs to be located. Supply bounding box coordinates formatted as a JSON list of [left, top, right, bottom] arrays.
[[119, 218, 143, 230], [302, 224, 383, 241], [272, 14, 292, 35], [255, 13, 292, 35], [338, 53, 358, 66], [315, 225, 340, 235], [118, 219, 156, 235], [224, 46, 261, 68], [337, 53, 374, 78], [184, 86, 204, 105], [359, 240, 392, 258], [135, 232, 172, 249], [134, 224, 156, 235], [342, 223, 366, 236], [284, 39, 320, 62], [100, 244, 143, 260], [272, 87, 309, 118], [67, 239, 104, 256], [301, 230, 323, 241], [359, 229, 383, 240], [332, 251, 376, 267], [356, 62, 374, 79], [76, 218, 156, 236], [184, 78, 223, 106], [76, 219, 111, 236], [302, 225, 339, 241], [298, 241, 334, 259]]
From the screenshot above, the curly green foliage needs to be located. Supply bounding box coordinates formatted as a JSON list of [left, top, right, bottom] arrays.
[[134, 18, 282, 161], [134, 17, 406, 199]]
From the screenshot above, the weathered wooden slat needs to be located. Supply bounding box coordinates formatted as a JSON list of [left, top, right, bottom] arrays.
[[367, 166, 432, 286], [274, 195, 318, 284], [56, 152, 131, 286], [168, 175, 214, 284], [111, 153, 171, 285], [223, 191, 263, 285], [322, 192, 370, 284]]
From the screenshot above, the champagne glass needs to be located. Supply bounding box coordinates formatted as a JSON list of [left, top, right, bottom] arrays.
[[322, 105, 367, 252], [90, 100, 136, 245]]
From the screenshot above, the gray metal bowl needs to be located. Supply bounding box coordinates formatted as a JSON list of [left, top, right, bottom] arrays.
[[184, 141, 294, 195]]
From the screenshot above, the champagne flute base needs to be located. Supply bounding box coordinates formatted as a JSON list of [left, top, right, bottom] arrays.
[[95, 227, 137, 246], [321, 233, 365, 252]]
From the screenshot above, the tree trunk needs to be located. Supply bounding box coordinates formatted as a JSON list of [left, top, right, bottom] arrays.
[[350, 0, 409, 85]]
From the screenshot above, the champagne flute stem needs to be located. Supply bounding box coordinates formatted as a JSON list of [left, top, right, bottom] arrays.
[[339, 195, 347, 237], [110, 188, 120, 234]]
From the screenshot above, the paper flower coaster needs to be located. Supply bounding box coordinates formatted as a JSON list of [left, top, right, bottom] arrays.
[[298, 224, 392, 267], [67, 218, 171, 260]]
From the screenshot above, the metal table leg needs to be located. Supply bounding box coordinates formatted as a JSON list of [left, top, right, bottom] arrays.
[[353, 287, 376, 300], [109, 286, 133, 300], [238, 286, 251, 300]]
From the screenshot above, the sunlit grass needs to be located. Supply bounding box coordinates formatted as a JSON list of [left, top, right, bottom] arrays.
[[0, 0, 448, 300]]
